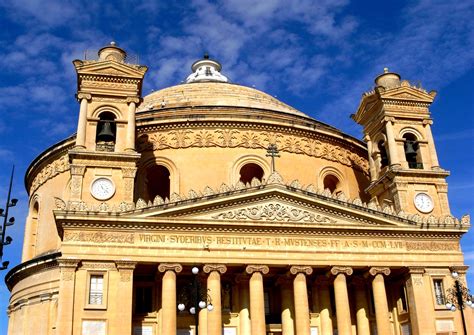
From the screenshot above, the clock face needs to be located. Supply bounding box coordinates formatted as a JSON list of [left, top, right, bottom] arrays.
[[91, 178, 115, 200], [414, 193, 434, 213]]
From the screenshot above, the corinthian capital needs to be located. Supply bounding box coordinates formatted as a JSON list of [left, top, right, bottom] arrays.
[[245, 265, 269, 275]]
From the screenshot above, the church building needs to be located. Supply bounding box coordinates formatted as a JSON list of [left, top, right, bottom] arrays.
[[5, 43, 473, 335]]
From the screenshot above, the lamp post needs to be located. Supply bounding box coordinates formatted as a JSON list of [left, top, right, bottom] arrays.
[[177, 266, 213, 335], [0, 166, 18, 270], [445, 271, 474, 335]]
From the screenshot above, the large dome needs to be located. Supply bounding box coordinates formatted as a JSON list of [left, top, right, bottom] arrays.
[[139, 82, 308, 118]]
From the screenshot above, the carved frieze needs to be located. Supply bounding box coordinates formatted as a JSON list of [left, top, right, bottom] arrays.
[[137, 128, 369, 173], [63, 231, 135, 244], [30, 155, 70, 193], [211, 203, 337, 223]]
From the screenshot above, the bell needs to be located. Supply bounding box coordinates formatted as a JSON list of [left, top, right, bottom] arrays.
[[97, 121, 115, 142], [404, 140, 418, 158]]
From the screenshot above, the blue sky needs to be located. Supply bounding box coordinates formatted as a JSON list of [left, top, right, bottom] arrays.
[[0, 0, 473, 331]]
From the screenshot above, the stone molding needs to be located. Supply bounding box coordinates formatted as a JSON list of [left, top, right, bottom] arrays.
[[116, 261, 136, 282], [58, 258, 80, 281], [136, 128, 369, 173], [245, 265, 269, 275], [369, 267, 391, 277], [158, 263, 183, 273], [203, 264, 227, 274], [290, 265, 313, 275], [407, 267, 425, 275], [330, 266, 353, 276], [81, 261, 116, 270]]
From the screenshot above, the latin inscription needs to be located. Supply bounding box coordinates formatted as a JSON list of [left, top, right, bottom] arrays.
[[137, 233, 458, 251]]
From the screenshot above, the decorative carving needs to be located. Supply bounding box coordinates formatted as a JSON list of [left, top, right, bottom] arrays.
[[234, 181, 246, 190], [352, 198, 363, 206], [330, 266, 353, 276], [407, 267, 425, 275], [266, 171, 284, 185], [153, 195, 164, 205], [336, 192, 348, 202], [245, 265, 269, 275], [188, 190, 199, 199], [251, 177, 261, 187], [81, 262, 116, 270], [289, 180, 301, 188], [136, 198, 147, 209], [461, 214, 470, 226], [321, 188, 331, 197], [406, 241, 459, 251], [64, 231, 134, 244], [30, 155, 70, 193], [369, 267, 391, 276], [211, 203, 336, 223], [54, 197, 67, 210], [170, 192, 181, 202], [290, 265, 313, 275], [203, 264, 227, 274], [137, 129, 369, 173], [77, 93, 92, 100], [306, 184, 316, 193], [122, 167, 137, 178], [116, 261, 137, 282], [219, 183, 231, 193], [203, 186, 215, 196], [158, 263, 183, 273], [98, 202, 109, 212], [58, 258, 79, 281]]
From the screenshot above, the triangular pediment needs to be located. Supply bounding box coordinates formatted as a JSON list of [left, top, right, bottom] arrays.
[[75, 60, 147, 78], [130, 185, 413, 229], [380, 85, 435, 103]]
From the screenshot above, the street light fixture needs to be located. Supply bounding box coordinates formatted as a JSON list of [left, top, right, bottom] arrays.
[[445, 271, 474, 335], [177, 266, 213, 335], [0, 166, 17, 270]]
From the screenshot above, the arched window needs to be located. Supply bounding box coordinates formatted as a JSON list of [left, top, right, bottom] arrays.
[[146, 165, 170, 201], [96, 112, 116, 152], [403, 133, 422, 169], [27, 201, 39, 259], [323, 174, 340, 194], [239, 163, 264, 184], [378, 140, 389, 168]]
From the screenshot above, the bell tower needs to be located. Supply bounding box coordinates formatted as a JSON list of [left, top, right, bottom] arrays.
[[68, 42, 147, 205], [352, 68, 450, 216]]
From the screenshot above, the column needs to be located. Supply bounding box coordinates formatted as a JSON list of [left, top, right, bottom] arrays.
[[352, 277, 370, 335], [384, 117, 400, 167], [70, 164, 86, 201], [56, 258, 79, 335], [423, 120, 440, 169], [75, 93, 91, 149], [365, 135, 377, 182], [158, 263, 183, 335], [330, 266, 353, 335], [237, 275, 251, 335], [277, 275, 295, 335], [245, 265, 269, 335], [369, 267, 392, 335], [290, 266, 313, 335], [203, 264, 227, 335], [405, 267, 435, 335], [315, 276, 333, 335], [125, 97, 139, 152], [115, 261, 137, 335]]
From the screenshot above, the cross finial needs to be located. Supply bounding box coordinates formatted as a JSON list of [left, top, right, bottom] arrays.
[[266, 144, 280, 172]]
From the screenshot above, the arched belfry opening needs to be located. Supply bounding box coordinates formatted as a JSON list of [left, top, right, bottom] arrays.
[[323, 174, 340, 194], [146, 165, 171, 201], [403, 133, 422, 169], [96, 112, 116, 152], [378, 140, 389, 168], [239, 163, 264, 184]]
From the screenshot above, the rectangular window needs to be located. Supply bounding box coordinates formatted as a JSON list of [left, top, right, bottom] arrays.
[[399, 285, 408, 312], [89, 275, 104, 305], [433, 279, 445, 305]]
